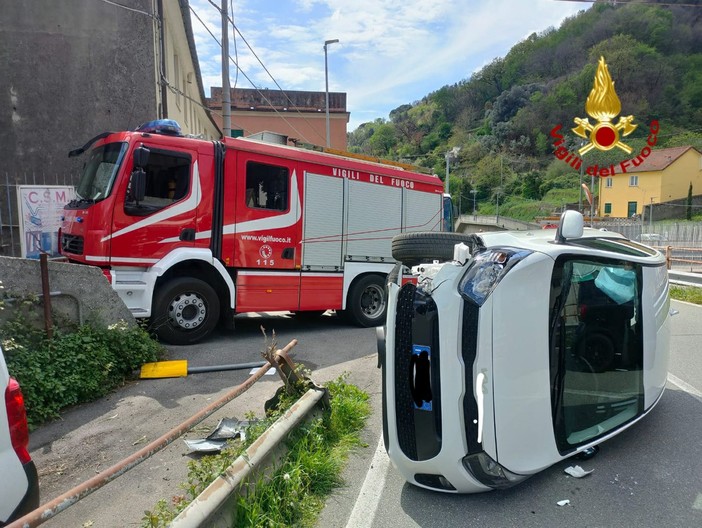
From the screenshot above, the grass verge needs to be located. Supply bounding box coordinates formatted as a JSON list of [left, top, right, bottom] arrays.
[[670, 284, 702, 305], [142, 374, 370, 527]]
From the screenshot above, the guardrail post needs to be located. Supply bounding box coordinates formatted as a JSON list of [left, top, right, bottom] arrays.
[[666, 245, 672, 270]]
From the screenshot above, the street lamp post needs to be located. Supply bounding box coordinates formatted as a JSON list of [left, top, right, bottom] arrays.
[[470, 189, 478, 217], [324, 39, 339, 147]]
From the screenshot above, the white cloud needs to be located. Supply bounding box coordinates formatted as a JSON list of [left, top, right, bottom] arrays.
[[189, 0, 586, 130]]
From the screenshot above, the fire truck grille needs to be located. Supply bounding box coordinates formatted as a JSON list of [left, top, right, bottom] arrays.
[[61, 233, 84, 255]]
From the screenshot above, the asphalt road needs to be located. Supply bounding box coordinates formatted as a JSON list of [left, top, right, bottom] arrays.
[[25, 301, 702, 527]]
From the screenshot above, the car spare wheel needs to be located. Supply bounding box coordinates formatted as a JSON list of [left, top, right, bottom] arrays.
[[391, 232, 485, 267]]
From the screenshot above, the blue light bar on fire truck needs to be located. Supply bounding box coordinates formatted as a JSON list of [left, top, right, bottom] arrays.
[[135, 119, 182, 136]]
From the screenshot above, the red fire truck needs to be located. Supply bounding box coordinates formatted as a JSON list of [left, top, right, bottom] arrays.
[[60, 120, 447, 344]]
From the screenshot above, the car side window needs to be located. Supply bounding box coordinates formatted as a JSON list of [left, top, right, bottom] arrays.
[[549, 256, 643, 454], [245, 161, 289, 211], [125, 149, 191, 216]]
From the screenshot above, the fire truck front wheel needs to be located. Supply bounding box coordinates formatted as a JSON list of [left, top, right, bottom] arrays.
[[151, 278, 220, 345], [345, 274, 387, 328]]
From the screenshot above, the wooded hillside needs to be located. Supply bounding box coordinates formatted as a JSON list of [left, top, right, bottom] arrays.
[[348, 0, 702, 220]]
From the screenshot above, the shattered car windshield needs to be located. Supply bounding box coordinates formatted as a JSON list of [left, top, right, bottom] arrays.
[[75, 142, 127, 201]]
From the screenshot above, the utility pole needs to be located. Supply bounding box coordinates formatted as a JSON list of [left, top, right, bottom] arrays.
[[324, 39, 339, 147], [221, 0, 231, 137]]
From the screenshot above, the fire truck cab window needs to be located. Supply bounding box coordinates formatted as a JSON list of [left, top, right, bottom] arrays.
[[125, 149, 191, 216], [245, 161, 289, 211]]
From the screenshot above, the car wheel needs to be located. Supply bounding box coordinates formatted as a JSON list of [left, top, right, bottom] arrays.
[[151, 278, 220, 345], [345, 275, 387, 327], [391, 231, 484, 266]]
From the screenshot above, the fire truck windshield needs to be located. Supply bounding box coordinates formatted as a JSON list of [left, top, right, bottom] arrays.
[[75, 142, 127, 202]]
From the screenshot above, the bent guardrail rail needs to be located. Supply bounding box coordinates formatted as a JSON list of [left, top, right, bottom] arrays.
[[169, 386, 327, 527]]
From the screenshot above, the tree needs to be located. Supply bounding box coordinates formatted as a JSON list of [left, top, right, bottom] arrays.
[[687, 182, 693, 221]]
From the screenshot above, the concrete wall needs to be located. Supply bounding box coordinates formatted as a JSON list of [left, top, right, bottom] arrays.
[[0, 0, 157, 181], [0, 256, 134, 328]]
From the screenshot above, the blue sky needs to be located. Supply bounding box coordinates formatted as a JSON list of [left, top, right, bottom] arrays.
[[189, 0, 588, 132]]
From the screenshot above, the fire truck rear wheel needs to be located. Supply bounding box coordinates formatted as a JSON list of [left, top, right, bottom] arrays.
[[152, 278, 220, 345], [345, 274, 387, 328], [391, 232, 484, 267]]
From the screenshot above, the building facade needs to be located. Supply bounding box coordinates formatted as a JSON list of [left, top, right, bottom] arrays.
[[208, 87, 349, 149], [598, 146, 702, 218], [0, 0, 219, 257]]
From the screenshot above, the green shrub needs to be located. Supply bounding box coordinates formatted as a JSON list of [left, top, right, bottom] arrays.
[[1, 318, 163, 428]]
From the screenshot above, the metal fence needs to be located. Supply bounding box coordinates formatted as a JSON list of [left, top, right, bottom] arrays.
[[1, 172, 78, 257]]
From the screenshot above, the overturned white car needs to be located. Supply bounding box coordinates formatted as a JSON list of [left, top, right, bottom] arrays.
[[379, 211, 671, 493]]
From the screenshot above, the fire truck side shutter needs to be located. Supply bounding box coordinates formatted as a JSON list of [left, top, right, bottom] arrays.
[[302, 172, 343, 270], [346, 180, 402, 261], [403, 188, 443, 233]]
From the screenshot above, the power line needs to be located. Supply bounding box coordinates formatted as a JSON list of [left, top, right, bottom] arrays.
[[189, 5, 319, 144], [194, 2, 330, 144], [96, 0, 156, 18], [226, 18, 329, 145]]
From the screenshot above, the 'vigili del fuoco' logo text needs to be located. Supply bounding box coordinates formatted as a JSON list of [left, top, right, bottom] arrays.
[[550, 56, 659, 177]]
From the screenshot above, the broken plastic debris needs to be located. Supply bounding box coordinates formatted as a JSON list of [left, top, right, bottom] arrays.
[[557, 499, 570, 507], [564, 465, 594, 478], [184, 418, 256, 453]]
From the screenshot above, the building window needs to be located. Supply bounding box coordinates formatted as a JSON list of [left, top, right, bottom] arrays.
[[628, 201, 638, 217], [604, 203, 612, 214], [605, 177, 613, 188], [174, 54, 181, 110], [629, 175, 638, 186]]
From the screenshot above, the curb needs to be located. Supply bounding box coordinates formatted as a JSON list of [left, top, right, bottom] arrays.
[[169, 387, 327, 527]]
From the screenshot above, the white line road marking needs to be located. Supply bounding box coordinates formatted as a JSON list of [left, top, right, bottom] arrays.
[[345, 436, 390, 528], [668, 373, 702, 399]]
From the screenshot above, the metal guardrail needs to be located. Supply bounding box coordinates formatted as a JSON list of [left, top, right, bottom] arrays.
[[668, 270, 702, 287]]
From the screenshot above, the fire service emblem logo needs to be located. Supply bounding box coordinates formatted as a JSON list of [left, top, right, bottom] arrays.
[[572, 56, 636, 155], [550, 56, 659, 177]]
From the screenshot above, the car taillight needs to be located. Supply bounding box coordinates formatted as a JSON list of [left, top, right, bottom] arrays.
[[5, 378, 31, 464]]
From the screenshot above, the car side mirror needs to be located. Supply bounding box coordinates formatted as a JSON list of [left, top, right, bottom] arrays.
[[133, 146, 150, 168], [129, 168, 146, 203]]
